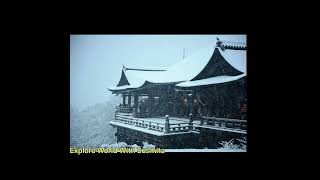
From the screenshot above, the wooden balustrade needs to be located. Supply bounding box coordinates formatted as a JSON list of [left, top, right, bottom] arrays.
[[169, 122, 190, 132], [114, 113, 247, 134], [115, 114, 166, 132], [115, 114, 191, 133], [200, 116, 247, 129]]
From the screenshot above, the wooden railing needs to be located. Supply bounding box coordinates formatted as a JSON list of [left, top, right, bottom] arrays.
[[200, 116, 247, 130], [115, 114, 165, 132], [116, 106, 132, 114], [115, 114, 191, 133], [168, 122, 191, 132], [114, 112, 246, 134]]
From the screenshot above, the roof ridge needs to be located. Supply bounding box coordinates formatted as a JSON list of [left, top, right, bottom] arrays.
[[221, 40, 246, 45], [123, 65, 166, 72], [216, 37, 247, 51]]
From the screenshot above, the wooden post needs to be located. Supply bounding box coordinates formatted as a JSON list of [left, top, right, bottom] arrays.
[[200, 115, 203, 125], [134, 93, 138, 112], [189, 113, 193, 130], [122, 93, 126, 105], [165, 115, 170, 133], [188, 93, 193, 116], [128, 93, 131, 106], [148, 94, 154, 116]]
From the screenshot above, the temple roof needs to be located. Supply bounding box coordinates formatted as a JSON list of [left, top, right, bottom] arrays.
[[108, 38, 246, 91]]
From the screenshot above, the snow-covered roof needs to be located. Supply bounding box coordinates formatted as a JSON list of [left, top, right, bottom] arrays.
[[218, 47, 246, 74], [109, 38, 246, 91], [176, 74, 246, 87], [144, 43, 216, 83], [176, 47, 247, 88], [108, 70, 164, 91], [109, 44, 216, 91]]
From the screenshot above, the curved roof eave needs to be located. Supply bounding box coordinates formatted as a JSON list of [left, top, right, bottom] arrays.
[[176, 74, 246, 87]]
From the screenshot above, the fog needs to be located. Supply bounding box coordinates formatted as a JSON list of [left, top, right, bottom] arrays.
[[70, 35, 246, 110]]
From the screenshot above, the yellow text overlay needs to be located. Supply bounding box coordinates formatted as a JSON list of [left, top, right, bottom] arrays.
[[70, 147, 165, 155]]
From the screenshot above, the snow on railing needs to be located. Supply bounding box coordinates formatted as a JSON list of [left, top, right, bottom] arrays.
[[114, 114, 191, 133], [200, 116, 247, 130], [168, 122, 190, 132]]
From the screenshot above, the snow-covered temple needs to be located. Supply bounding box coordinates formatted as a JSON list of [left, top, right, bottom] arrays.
[[108, 38, 247, 149]]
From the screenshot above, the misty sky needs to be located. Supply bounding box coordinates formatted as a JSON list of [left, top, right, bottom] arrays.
[[70, 35, 246, 110]]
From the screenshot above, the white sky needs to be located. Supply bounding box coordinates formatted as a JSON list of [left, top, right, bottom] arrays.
[[70, 35, 246, 110]]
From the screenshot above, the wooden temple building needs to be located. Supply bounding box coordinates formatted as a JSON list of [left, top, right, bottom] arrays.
[[108, 38, 247, 149]]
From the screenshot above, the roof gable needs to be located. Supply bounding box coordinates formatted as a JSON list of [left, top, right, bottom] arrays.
[[191, 48, 244, 81], [116, 70, 130, 87]]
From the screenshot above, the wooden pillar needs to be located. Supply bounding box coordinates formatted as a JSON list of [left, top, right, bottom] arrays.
[[164, 115, 170, 133], [148, 94, 153, 115], [189, 113, 193, 130], [122, 93, 126, 105], [134, 93, 138, 110], [188, 93, 193, 116], [128, 93, 131, 106]]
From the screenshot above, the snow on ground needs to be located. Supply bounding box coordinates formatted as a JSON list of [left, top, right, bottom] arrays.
[[167, 138, 246, 152], [99, 143, 246, 152], [99, 138, 246, 152]]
